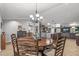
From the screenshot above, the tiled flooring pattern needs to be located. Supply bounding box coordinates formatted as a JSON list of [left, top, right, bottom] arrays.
[[0, 39, 79, 56], [64, 39, 79, 56], [0, 44, 13, 56]]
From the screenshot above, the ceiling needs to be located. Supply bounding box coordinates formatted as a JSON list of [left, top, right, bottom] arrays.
[[0, 3, 79, 26]]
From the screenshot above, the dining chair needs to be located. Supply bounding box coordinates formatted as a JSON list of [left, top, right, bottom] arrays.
[[11, 34, 19, 56], [22, 40, 39, 56], [54, 34, 66, 56], [51, 33, 57, 48], [11, 33, 39, 56], [51, 33, 62, 48], [11, 34, 29, 56], [44, 33, 66, 56]]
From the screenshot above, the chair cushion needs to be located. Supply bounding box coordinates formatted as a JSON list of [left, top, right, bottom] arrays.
[[44, 49, 55, 56]]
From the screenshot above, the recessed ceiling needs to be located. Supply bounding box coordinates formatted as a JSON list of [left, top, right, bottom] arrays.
[[0, 3, 79, 25]]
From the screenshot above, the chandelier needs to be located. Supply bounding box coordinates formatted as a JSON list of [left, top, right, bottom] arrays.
[[29, 3, 43, 40], [29, 3, 43, 21]]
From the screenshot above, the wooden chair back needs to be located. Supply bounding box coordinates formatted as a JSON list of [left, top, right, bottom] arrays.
[[52, 33, 62, 46], [23, 40, 39, 56], [11, 34, 19, 56], [54, 34, 66, 56], [11, 34, 39, 56], [16, 36, 39, 56]]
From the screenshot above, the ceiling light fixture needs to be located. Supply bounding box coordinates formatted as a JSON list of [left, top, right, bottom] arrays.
[[29, 2, 43, 21], [29, 2, 43, 40]]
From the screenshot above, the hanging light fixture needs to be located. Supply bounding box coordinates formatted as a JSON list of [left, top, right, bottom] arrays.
[[29, 2, 44, 40], [32, 18, 34, 21], [29, 2, 43, 21], [36, 13, 40, 17]]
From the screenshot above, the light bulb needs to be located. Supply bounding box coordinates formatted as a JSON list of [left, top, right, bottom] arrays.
[[29, 15, 33, 18], [37, 18, 40, 21], [36, 13, 39, 17], [32, 17, 34, 20], [40, 16, 43, 19]]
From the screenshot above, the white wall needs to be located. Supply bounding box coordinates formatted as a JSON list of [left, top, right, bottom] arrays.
[[2, 20, 20, 42], [2, 20, 35, 42]]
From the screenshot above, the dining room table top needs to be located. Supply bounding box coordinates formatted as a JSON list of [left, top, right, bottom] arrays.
[[17, 36, 53, 47]]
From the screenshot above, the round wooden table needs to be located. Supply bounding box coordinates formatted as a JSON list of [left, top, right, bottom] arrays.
[[17, 37, 53, 56]]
